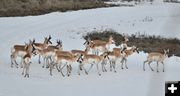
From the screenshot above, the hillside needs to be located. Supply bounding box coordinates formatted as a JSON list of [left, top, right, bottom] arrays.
[[0, 0, 108, 17]]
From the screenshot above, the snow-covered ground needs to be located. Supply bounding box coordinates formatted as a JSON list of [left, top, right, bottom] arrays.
[[0, 3, 180, 96]]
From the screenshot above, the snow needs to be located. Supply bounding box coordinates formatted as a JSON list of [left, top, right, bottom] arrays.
[[0, 3, 180, 96]]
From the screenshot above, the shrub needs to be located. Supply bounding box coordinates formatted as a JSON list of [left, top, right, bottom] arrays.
[[83, 29, 180, 57]]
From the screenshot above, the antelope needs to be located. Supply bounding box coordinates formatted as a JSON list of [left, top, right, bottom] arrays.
[[52, 50, 74, 71], [22, 43, 36, 78], [50, 54, 79, 77], [121, 46, 139, 69], [35, 40, 63, 68], [86, 42, 108, 55], [33, 35, 52, 64], [143, 49, 169, 72], [34, 48, 55, 68], [11, 40, 34, 68], [85, 35, 115, 47], [84, 36, 115, 55], [103, 48, 124, 73], [77, 53, 109, 76]]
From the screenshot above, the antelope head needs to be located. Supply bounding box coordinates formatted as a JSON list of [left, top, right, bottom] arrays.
[[163, 49, 169, 57], [132, 46, 139, 54], [123, 35, 129, 42], [109, 35, 115, 44]]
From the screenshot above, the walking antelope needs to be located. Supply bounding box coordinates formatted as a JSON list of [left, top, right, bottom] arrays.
[[84, 36, 114, 46], [143, 49, 169, 72], [11, 40, 34, 68], [50, 53, 79, 77], [77, 53, 109, 76], [52, 50, 75, 71], [33, 35, 52, 64], [103, 48, 124, 73], [121, 46, 139, 69], [84, 36, 115, 55], [22, 43, 36, 78]]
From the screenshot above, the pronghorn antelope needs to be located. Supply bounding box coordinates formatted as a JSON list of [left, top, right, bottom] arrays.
[[143, 49, 169, 72], [77, 53, 109, 76], [50, 54, 79, 77], [84, 36, 114, 46], [34, 48, 55, 68], [33, 35, 52, 64], [52, 50, 74, 71], [102, 48, 123, 73], [84, 36, 115, 55], [22, 43, 36, 78], [11, 41, 34, 68], [121, 46, 139, 69]]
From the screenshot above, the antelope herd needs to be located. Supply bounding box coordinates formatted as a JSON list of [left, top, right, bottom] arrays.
[[10, 35, 169, 78]]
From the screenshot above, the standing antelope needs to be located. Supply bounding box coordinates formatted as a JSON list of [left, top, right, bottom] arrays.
[[77, 53, 109, 76], [34, 40, 63, 68], [121, 46, 139, 69], [11, 40, 34, 68], [22, 43, 36, 78], [34, 48, 55, 68], [143, 49, 169, 72], [33, 35, 52, 64]]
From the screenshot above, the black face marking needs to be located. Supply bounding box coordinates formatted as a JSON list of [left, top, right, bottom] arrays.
[[32, 45, 37, 55]]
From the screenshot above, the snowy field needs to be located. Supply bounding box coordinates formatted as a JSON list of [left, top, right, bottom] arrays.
[[0, 3, 180, 96]]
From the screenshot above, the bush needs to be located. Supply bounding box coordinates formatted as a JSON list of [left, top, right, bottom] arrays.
[[83, 29, 180, 57]]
